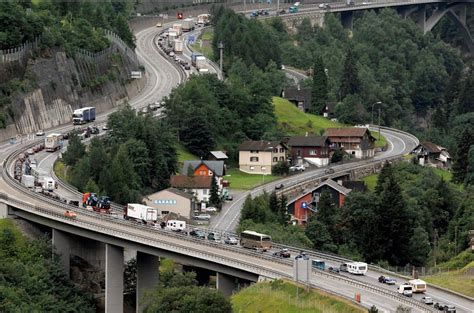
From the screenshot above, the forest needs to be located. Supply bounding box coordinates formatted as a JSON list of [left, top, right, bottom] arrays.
[[0, 220, 95, 312]]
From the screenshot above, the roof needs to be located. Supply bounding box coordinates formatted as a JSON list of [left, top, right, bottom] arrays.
[[238, 140, 287, 152], [287, 135, 329, 147], [209, 151, 228, 159], [324, 128, 371, 138], [315, 179, 352, 195], [282, 87, 312, 104], [166, 187, 195, 199], [420, 141, 441, 153], [170, 175, 212, 189], [182, 160, 224, 176]]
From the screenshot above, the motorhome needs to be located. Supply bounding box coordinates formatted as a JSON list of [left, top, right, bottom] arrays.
[[408, 279, 427, 293], [166, 220, 186, 232], [340, 262, 368, 275]]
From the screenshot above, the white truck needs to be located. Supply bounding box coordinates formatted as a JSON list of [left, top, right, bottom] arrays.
[[197, 14, 210, 26], [125, 203, 159, 222], [72, 107, 95, 125], [22, 174, 35, 188], [398, 283, 413, 297], [168, 31, 178, 47], [166, 220, 186, 231], [173, 39, 184, 53], [181, 18, 195, 32], [195, 55, 207, 70], [40, 176, 56, 192], [45, 133, 62, 152], [172, 23, 182, 37]]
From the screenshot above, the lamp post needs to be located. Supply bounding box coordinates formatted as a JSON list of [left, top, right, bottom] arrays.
[[371, 101, 382, 125]]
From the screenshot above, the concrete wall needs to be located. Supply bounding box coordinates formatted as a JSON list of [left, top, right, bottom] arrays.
[[143, 189, 193, 219]]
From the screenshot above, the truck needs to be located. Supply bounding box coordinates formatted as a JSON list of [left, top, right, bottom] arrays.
[[45, 133, 62, 152], [82, 192, 111, 213], [173, 39, 184, 54], [181, 18, 195, 32], [191, 52, 203, 66], [22, 174, 35, 188], [167, 31, 178, 46], [289, 6, 299, 13], [195, 56, 207, 70], [172, 23, 182, 37], [166, 220, 186, 231], [197, 14, 210, 26], [124, 203, 159, 223], [40, 176, 56, 192], [73, 107, 96, 125]]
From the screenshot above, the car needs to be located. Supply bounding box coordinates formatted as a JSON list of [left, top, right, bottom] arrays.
[[443, 305, 456, 312], [194, 214, 211, 221], [262, 10, 269, 15], [295, 251, 309, 260], [378, 276, 397, 285], [207, 232, 221, 241], [328, 266, 340, 274], [203, 206, 217, 212], [35, 130, 45, 136], [273, 249, 291, 258], [319, 3, 330, 8], [325, 168, 335, 174], [290, 164, 305, 172], [362, 1, 371, 4], [225, 194, 233, 201], [278, 9, 286, 15], [421, 296, 433, 305], [434, 303, 445, 310], [102, 125, 109, 130], [224, 236, 238, 245], [184, 64, 191, 70], [189, 229, 206, 239], [275, 183, 284, 190], [156, 22, 163, 27], [169, 51, 175, 57], [26, 148, 35, 155]]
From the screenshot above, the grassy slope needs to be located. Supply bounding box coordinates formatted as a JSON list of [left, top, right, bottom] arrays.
[[423, 261, 474, 298], [225, 168, 280, 190], [176, 143, 198, 164], [190, 28, 214, 59], [273, 97, 386, 148], [232, 280, 364, 313]]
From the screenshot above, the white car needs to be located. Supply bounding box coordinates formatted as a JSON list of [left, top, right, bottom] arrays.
[[203, 206, 217, 212], [194, 214, 211, 221], [290, 164, 305, 172], [35, 130, 45, 136], [102, 125, 109, 130], [319, 3, 330, 8]]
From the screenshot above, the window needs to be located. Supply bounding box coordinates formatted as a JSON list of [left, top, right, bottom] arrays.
[[279, 156, 284, 161], [162, 211, 169, 215], [297, 149, 301, 157], [250, 157, 259, 162], [279, 148, 285, 153], [273, 157, 278, 162], [273, 148, 278, 153], [309, 149, 316, 156], [203, 189, 208, 195], [250, 150, 259, 154], [199, 170, 206, 175]]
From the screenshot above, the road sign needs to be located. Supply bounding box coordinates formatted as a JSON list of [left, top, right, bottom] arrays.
[[188, 35, 195, 44], [131, 71, 142, 79]]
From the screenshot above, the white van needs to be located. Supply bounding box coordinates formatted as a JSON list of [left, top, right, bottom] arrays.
[[340, 262, 368, 275], [398, 283, 413, 297], [166, 220, 186, 232], [408, 279, 427, 293]]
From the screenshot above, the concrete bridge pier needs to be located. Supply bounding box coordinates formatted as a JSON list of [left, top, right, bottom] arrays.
[[136, 251, 159, 313], [341, 11, 354, 30], [416, 5, 427, 32], [0, 202, 9, 218], [216, 272, 236, 296], [105, 244, 124, 313], [52, 229, 72, 277]]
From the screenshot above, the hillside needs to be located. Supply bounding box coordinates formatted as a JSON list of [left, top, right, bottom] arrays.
[[232, 280, 364, 313], [423, 261, 474, 298]]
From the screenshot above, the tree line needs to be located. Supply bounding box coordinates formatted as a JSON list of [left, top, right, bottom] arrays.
[[62, 105, 177, 204], [0, 220, 95, 311]]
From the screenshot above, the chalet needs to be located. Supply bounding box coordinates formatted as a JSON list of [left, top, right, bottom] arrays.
[[286, 135, 331, 167], [411, 141, 451, 168], [320, 102, 336, 119], [281, 87, 312, 112], [324, 127, 376, 159], [170, 175, 212, 203], [182, 160, 225, 177], [238, 140, 288, 175], [287, 179, 353, 225]]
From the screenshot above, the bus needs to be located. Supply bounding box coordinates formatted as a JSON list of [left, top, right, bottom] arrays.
[[408, 279, 427, 293], [240, 230, 272, 251], [311, 259, 326, 270]]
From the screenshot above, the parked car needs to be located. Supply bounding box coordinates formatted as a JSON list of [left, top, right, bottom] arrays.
[[275, 183, 284, 190], [102, 125, 109, 130], [273, 249, 291, 258], [194, 214, 211, 221], [203, 206, 217, 212], [325, 168, 335, 174], [328, 267, 340, 274], [443, 305, 456, 312], [207, 232, 221, 241], [224, 236, 238, 245], [421, 296, 433, 305], [225, 194, 233, 201], [290, 164, 305, 172], [189, 229, 206, 239], [36, 129, 45, 136]]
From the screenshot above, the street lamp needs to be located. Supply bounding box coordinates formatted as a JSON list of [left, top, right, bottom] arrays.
[[371, 101, 382, 125]]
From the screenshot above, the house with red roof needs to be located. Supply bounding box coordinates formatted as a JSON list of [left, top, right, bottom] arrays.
[[324, 127, 376, 159]]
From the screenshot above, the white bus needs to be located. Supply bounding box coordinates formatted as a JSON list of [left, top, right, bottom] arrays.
[[240, 230, 272, 251], [409, 279, 427, 293], [340, 262, 368, 275]]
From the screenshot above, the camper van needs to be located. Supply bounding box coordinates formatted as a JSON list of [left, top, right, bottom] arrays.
[[340, 262, 368, 275], [166, 220, 186, 232]]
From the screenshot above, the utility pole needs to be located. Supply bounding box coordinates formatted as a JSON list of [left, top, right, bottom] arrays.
[[378, 106, 381, 140], [371, 101, 381, 125], [277, 0, 280, 13], [218, 41, 224, 74]]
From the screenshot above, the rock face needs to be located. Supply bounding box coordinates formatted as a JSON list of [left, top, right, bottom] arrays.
[[0, 35, 144, 141]]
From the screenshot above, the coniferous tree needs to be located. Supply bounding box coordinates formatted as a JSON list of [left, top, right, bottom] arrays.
[[456, 69, 474, 114], [269, 191, 279, 215], [375, 162, 393, 195], [339, 46, 360, 100], [209, 173, 222, 209], [278, 194, 288, 225], [452, 129, 474, 183], [464, 146, 474, 185], [62, 134, 85, 166], [311, 55, 328, 114]]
